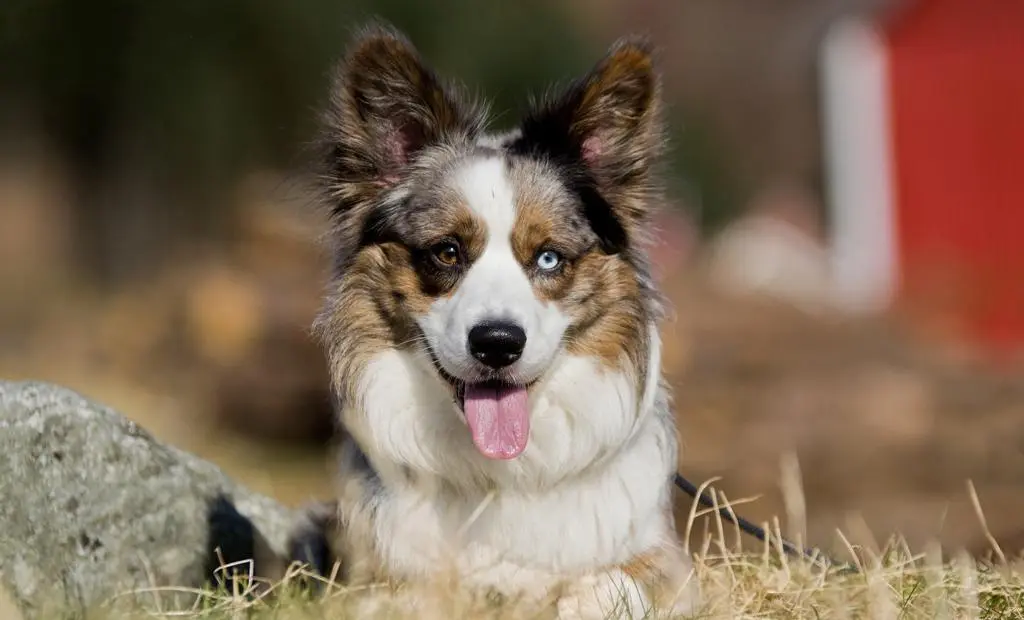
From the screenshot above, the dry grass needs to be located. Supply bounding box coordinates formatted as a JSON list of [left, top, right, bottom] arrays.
[[73, 539, 1024, 620], [67, 478, 1024, 620]]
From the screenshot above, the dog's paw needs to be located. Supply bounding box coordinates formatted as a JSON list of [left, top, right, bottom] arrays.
[[557, 570, 651, 620], [658, 554, 702, 618], [659, 575, 701, 619]]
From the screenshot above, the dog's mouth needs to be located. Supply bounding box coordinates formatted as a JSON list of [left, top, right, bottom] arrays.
[[455, 377, 532, 461], [420, 338, 533, 461], [436, 370, 532, 461]]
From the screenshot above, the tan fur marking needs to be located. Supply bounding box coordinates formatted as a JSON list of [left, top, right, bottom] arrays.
[[381, 243, 435, 314], [619, 551, 658, 581], [509, 200, 555, 268], [614, 543, 696, 611], [560, 252, 646, 375], [316, 248, 393, 403], [577, 46, 654, 135], [446, 208, 488, 261]]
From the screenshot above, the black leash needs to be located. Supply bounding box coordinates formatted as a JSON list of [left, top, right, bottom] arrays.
[[673, 472, 856, 573]]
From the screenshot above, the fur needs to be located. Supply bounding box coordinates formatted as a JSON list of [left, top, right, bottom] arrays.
[[287, 22, 700, 619]]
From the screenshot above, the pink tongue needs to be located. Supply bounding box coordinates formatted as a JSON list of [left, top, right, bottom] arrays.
[[463, 384, 530, 460]]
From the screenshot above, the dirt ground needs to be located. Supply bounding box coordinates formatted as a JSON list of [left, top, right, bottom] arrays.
[[3, 170, 1023, 565]]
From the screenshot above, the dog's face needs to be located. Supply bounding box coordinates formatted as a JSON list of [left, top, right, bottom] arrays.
[[314, 25, 665, 470]]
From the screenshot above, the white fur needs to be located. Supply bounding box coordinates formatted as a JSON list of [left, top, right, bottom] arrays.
[[416, 156, 571, 385]]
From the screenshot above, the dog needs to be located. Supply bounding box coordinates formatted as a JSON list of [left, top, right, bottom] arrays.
[[282, 23, 700, 619]]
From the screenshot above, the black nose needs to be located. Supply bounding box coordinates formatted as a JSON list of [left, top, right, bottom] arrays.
[[468, 321, 526, 369]]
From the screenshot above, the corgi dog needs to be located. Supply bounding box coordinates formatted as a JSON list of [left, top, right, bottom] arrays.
[[286, 23, 700, 619]]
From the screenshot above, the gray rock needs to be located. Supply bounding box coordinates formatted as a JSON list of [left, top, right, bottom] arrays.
[[0, 381, 302, 618]]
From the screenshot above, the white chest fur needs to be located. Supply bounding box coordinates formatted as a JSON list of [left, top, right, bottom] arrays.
[[364, 406, 676, 594]]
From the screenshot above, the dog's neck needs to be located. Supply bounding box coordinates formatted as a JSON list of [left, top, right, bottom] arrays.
[[339, 386, 678, 586]]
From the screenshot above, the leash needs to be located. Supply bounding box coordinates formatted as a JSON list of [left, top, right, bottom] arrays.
[[673, 471, 857, 573]]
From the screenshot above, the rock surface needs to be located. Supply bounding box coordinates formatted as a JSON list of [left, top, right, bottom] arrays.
[[0, 381, 300, 618]]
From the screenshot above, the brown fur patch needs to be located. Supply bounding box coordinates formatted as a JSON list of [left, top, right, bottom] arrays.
[[619, 551, 658, 581], [314, 247, 397, 402], [615, 542, 696, 611], [577, 46, 655, 137], [509, 200, 556, 268], [560, 253, 647, 375]]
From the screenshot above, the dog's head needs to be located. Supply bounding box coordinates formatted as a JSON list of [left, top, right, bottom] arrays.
[[314, 24, 666, 470]]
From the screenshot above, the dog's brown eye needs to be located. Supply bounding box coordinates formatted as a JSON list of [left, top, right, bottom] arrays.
[[431, 241, 461, 267]]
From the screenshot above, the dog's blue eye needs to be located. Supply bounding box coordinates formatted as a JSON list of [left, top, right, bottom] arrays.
[[536, 250, 562, 271]]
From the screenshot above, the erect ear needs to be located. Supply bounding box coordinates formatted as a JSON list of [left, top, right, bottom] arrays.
[[512, 36, 665, 252], [317, 24, 486, 207]]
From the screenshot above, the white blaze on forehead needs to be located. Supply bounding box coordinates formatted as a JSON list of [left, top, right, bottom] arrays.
[[451, 157, 534, 324], [455, 157, 517, 243]]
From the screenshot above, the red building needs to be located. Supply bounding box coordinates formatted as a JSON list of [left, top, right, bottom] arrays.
[[821, 0, 1024, 360]]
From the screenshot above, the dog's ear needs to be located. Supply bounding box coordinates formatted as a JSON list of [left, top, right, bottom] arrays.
[[513, 36, 665, 251], [316, 24, 486, 208], [313, 24, 487, 267]]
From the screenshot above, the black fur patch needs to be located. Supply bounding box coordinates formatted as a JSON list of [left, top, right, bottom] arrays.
[[287, 504, 338, 582], [344, 438, 384, 498], [204, 494, 257, 590], [572, 180, 629, 253], [507, 130, 629, 254]]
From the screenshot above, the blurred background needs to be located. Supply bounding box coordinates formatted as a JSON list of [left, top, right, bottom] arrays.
[[2, 0, 1023, 558]]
